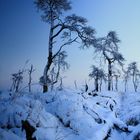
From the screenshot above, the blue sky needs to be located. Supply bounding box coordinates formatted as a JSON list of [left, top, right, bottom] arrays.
[[0, 0, 140, 90]]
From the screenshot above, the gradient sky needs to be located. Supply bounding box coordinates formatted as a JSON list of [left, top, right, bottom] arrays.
[[0, 0, 140, 90]]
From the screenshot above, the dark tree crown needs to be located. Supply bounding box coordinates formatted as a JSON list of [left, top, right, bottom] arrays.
[[35, 0, 71, 22]]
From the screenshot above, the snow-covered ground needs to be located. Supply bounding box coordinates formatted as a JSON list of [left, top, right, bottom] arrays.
[[0, 89, 140, 140]]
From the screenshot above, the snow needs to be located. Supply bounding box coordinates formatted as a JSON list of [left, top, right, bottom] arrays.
[[0, 89, 140, 140], [0, 128, 24, 140]]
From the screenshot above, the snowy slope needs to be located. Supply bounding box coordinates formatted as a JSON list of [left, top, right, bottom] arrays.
[[0, 89, 140, 140]]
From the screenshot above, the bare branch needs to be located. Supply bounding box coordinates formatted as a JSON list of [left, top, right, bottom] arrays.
[[52, 37, 78, 59]]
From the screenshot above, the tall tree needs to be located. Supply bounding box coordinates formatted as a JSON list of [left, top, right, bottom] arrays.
[[35, 0, 96, 92], [95, 31, 124, 91], [27, 65, 35, 92]]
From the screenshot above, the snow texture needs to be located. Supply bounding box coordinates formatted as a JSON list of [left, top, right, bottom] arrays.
[[0, 89, 140, 140]]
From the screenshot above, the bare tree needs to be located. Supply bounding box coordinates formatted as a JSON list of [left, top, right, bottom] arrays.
[[35, 0, 96, 92], [89, 65, 106, 92], [27, 65, 35, 92], [10, 70, 23, 92], [10, 61, 29, 92], [127, 62, 140, 92], [95, 31, 124, 91]]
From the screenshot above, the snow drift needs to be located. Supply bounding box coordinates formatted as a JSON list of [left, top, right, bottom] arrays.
[[0, 89, 140, 140]]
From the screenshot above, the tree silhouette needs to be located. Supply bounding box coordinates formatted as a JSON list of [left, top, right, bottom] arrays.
[[95, 31, 124, 91], [27, 65, 35, 92], [89, 65, 106, 91], [127, 62, 140, 92], [10, 70, 23, 92], [35, 0, 96, 92]]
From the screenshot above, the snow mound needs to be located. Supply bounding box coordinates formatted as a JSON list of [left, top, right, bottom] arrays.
[[0, 89, 140, 140]]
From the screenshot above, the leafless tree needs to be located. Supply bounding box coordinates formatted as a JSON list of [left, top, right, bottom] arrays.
[[27, 65, 35, 92], [10, 70, 23, 92], [35, 0, 96, 92], [10, 60, 29, 92]]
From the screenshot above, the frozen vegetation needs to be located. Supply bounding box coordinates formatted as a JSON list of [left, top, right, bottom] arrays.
[[0, 89, 140, 140], [1, 1, 140, 139]]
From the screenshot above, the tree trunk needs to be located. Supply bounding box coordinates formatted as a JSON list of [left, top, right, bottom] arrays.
[[28, 74, 31, 92], [21, 120, 36, 140], [132, 74, 137, 92], [115, 76, 118, 91], [111, 77, 113, 91], [108, 60, 112, 91], [43, 85, 48, 93], [99, 79, 102, 92], [95, 77, 99, 91], [43, 17, 54, 93], [124, 80, 127, 92]]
